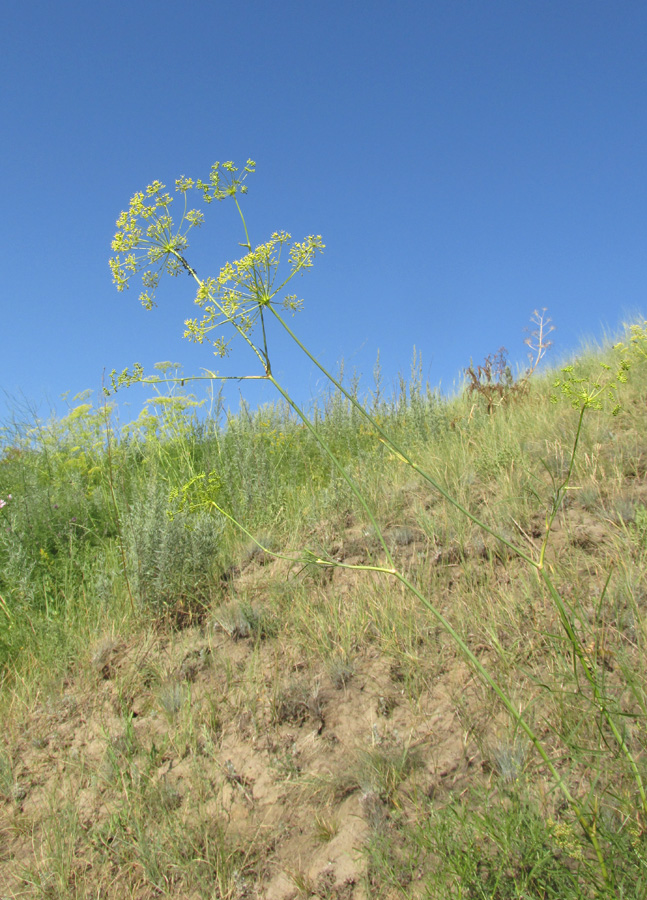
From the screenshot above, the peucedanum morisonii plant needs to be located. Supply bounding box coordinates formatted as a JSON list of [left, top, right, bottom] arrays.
[[109, 160, 644, 896]]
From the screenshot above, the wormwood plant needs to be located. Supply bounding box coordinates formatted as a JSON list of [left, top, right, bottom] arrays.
[[109, 160, 643, 896]]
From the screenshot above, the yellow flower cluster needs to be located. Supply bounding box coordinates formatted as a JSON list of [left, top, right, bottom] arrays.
[[109, 159, 324, 378], [109, 179, 200, 309], [183, 232, 324, 358]]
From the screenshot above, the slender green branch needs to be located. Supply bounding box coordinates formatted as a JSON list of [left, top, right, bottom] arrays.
[[234, 197, 253, 250], [202, 478, 612, 891], [394, 568, 612, 887], [541, 568, 647, 818], [172, 237, 395, 567], [266, 373, 396, 571], [267, 305, 536, 567], [132, 374, 270, 387], [538, 406, 586, 570], [205, 500, 396, 576], [259, 308, 271, 375]]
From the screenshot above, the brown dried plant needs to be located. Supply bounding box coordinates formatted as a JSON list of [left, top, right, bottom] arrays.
[[465, 309, 554, 413]]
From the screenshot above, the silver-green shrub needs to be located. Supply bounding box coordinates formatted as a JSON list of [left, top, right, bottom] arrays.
[[126, 479, 223, 614]]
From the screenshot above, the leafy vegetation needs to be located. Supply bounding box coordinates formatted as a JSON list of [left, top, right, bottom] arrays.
[[0, 159, 646, 897]]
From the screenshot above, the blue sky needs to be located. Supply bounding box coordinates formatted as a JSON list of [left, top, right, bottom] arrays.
[[1, 1, 645, 427]]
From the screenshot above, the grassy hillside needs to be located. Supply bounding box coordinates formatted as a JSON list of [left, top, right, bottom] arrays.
[[1, 323, 646, 898]]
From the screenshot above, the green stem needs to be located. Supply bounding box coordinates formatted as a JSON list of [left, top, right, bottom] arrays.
[[205, 483, 613, 893], [266, 374, 396, 570], [101, 390, 135, 615], [541, 568, 647, 818], [538, 405, 586, 570], [267, 305, 536, 567], [532, 410, 645, 813], [208, 499, 396, 577], [170, 247, 392, 566], [395, 568, 612, 890]]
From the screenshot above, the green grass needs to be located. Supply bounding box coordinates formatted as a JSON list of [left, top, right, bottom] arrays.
[[1, 324, 647, 897]]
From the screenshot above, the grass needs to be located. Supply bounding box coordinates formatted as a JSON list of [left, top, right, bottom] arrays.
[[0, 322, 647, 897]]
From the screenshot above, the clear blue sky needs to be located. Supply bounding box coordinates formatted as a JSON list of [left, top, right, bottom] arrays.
[[1, 1, 645, 426]]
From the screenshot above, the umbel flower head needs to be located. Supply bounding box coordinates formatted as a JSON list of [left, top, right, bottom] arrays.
[[109, 160, 256, 309], [109, 159, 324, 362], [183, 231, 324, 358], [110, 181, 198, 310]]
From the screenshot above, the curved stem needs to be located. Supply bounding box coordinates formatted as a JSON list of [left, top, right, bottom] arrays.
[[267, 305, 536, 567], [541, 568, 647, 818], [266, 373, 395, 570], [205, 480, 612, 892], [394, 567, 612, 890], [538, 406, 586, 570]]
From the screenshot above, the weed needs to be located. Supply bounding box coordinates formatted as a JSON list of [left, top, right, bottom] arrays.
[[211, 598, 276, 640], [126, 479, 223, 621], [356, 742, 423, 808], [327, 651, 355, 689], [490, 739, 526, 784], [0, 746, 14, 800], [272, 677, 325, 728], [631, 505, 647, 549], [157, 681, 187, 721], [464, 310, 554, 415], [313, 811, 340, 842]]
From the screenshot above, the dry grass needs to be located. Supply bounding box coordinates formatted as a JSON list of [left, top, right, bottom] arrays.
[[1, 328, 647, 897]]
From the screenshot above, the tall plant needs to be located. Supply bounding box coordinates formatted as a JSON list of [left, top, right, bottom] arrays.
[[109, 160, 640, 895]]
